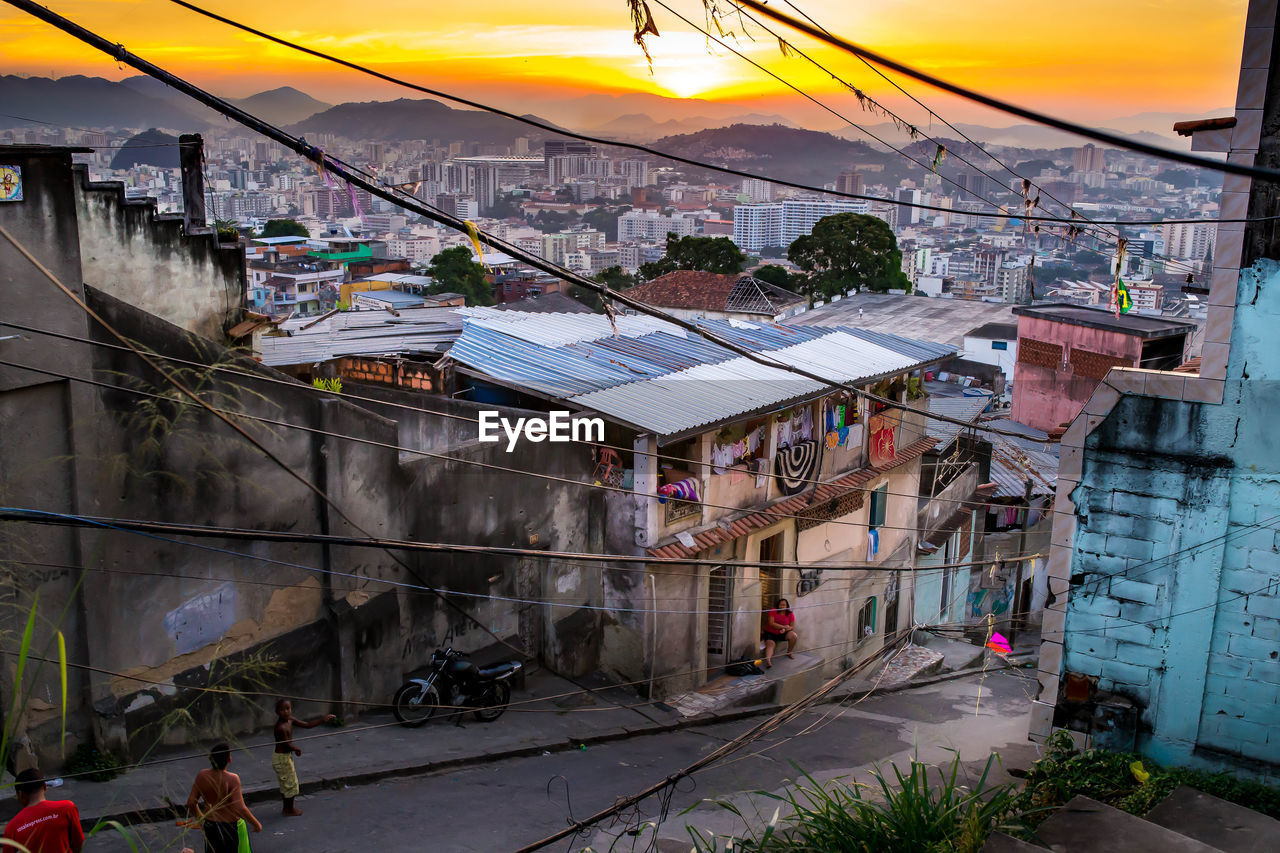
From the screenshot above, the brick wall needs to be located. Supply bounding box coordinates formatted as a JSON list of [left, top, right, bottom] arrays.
[[338, 356, 436, 392]]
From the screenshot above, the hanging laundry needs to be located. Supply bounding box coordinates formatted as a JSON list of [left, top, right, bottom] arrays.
[[774, 439, 819, 496]]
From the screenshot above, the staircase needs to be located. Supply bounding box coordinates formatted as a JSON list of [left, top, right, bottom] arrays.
[[982, 786, 1280, 852]]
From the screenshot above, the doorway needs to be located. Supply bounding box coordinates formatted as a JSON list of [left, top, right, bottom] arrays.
[[759, 531, 784, 611], [706, 565, 733, 669]]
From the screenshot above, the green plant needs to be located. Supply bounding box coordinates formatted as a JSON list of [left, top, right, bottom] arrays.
[[1019, 730, 1280, 828], [687, 753, 1024, 852], [64, 743, 125, 782], [312, 377, 343, 394], [906, 377, 925, 401]]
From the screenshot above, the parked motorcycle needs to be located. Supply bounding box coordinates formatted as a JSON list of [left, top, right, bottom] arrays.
[[392, 647, 522, 726]]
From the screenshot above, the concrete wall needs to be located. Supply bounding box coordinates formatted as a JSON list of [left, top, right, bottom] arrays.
[[73, 165, 244, 342], [1047, 258, 1280, 777], [1011, 316, 1143, 432], [0, 148, 601, 766]]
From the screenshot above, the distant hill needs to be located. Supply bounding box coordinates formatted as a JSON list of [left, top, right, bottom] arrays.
[[287, 97, 564, 145], [233, 87, 331, 125], [835, 119, 1195, 150], [651, 124, 879, 185], [0, 74, 211, 132], [110, 129, 183, 169], [590, 112, 798, 141]]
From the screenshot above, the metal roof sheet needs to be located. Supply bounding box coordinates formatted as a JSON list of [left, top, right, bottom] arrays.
[[926, 395, 993, 444], [448, 308, 959, 437], [990, 447, 1059, 498]]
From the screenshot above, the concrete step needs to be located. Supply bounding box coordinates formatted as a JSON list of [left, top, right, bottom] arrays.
[[1033, 795, 1224, 852], [1145, 786, 1280, 853], [981, 831, 1048, 852], [667, 651, 824, 718]]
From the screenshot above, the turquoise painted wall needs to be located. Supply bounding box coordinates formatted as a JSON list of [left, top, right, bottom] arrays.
[[1063, 258, 1280, 776]]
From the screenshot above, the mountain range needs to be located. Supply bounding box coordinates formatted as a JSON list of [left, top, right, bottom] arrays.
[[0, 73, 1216, 158]]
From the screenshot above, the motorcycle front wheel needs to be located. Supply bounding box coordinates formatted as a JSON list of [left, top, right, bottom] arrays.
[[393, 682, 440, 727], [473, 681, 512, 722]]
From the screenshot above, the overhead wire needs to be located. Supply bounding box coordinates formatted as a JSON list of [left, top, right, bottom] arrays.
[[0, 316, 1073, 521], [4, 1, 1087, 445], [736, 0, 1279, 182], [765, 0, 1206, 278], [146, 0, 1266, 229], [0, 355, 1023, 539]]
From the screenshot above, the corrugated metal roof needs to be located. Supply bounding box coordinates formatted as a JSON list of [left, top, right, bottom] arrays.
[[261, 307, 463, 367], [990, 447, 1059, 498], [926, 395, 993, 444], [447, 309, 958, 437]]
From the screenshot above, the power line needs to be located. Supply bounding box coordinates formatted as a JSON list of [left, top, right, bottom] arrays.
[[764, 0, 1204, 277], [150, 0, 1261, 229], [651, 0, 1003, 215], [737, 0, 1275, 182], [0, 318, 1066, 518], [2, 2, 1066, 446], [0, 354, 998, 539], [0, 506, 1040, 574]]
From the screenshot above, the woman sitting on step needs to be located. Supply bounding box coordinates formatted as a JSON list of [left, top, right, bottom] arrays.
[[762, 598, 799, 669]]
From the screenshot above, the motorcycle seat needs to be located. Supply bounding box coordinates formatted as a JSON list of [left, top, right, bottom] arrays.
[[478, 662, 521, 679]]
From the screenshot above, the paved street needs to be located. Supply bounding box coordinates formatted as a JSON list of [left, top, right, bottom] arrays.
[[85, 670, 1036, 852]]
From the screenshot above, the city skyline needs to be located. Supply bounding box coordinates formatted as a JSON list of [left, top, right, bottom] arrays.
[[0, 0, 1248, 130]]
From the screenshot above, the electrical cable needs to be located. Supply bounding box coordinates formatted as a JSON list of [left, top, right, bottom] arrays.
[[147, 0, 1267, 228], [765, 0, 1207, 278], [737, 0, 1278, 182], [0, 356, 996, 539], [0, 4, 1069, 445], [0, 318, 1068, 518], [0, 504, 1041, 574]]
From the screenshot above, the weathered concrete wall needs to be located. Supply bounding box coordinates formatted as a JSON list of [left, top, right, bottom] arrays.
[[1054, 258, 1280, 777], [1012, 315, 1144, 433], [73, 166, 243, 341]]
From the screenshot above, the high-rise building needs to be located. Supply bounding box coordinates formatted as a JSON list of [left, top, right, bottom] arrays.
[[740, 178, 774, 203], [732, 199, 872, 251], [1160, 221, 1216, 261], [995, 264, 1029, 303], [895, 187, 921, 227], [835, 170, 864, 196], [1073, 143, 1108, 173]]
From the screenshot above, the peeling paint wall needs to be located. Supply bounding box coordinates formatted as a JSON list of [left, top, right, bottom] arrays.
[[1053, 258, 1280, 777]]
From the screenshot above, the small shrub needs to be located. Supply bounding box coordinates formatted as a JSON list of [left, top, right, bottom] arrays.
[[688, 752, 1024, 852], [65, 743, 125, 782], [1020, 730, 1280, 826]]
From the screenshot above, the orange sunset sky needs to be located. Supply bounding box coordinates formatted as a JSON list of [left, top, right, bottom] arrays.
[[0, 0, 1250, 128]]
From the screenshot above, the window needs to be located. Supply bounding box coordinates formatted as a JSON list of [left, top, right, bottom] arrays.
[[868, 484, 888, 529], [991, 341, 1008, 351], [857, 597, 877, 641]]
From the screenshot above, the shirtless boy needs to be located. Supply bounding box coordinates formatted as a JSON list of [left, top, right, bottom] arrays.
[[272, 699, 335, 816]]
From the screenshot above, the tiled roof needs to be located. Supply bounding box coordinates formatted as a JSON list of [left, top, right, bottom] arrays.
[[625, 271, 804, 315], [647, 435, 938, 559]]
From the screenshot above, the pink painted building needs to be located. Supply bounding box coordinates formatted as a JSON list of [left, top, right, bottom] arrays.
[[1010, 304, 1194, 433]]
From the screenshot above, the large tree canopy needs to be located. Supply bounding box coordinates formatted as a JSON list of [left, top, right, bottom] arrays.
[[257, 218, 310, 239], [752, 264, 797, 292], [426, 246, 493, 306], [787, 213, 910, 297], [639, 233, 746, 280]]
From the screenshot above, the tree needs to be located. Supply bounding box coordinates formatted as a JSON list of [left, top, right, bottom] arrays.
[[664, 234, 746, 274], [426, 246, 494, 306], [787, 213, 910, 298], [257, 219, 309, 239], [752, 264, 796, 292], [572, 266, 635, 311]]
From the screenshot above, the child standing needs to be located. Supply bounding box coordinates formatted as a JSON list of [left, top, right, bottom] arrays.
[[272, 699, 335, 817]]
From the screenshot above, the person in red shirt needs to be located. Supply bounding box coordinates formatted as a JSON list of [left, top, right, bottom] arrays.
[[3, 770, 84, 853], [762, 597, 799, 669]]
